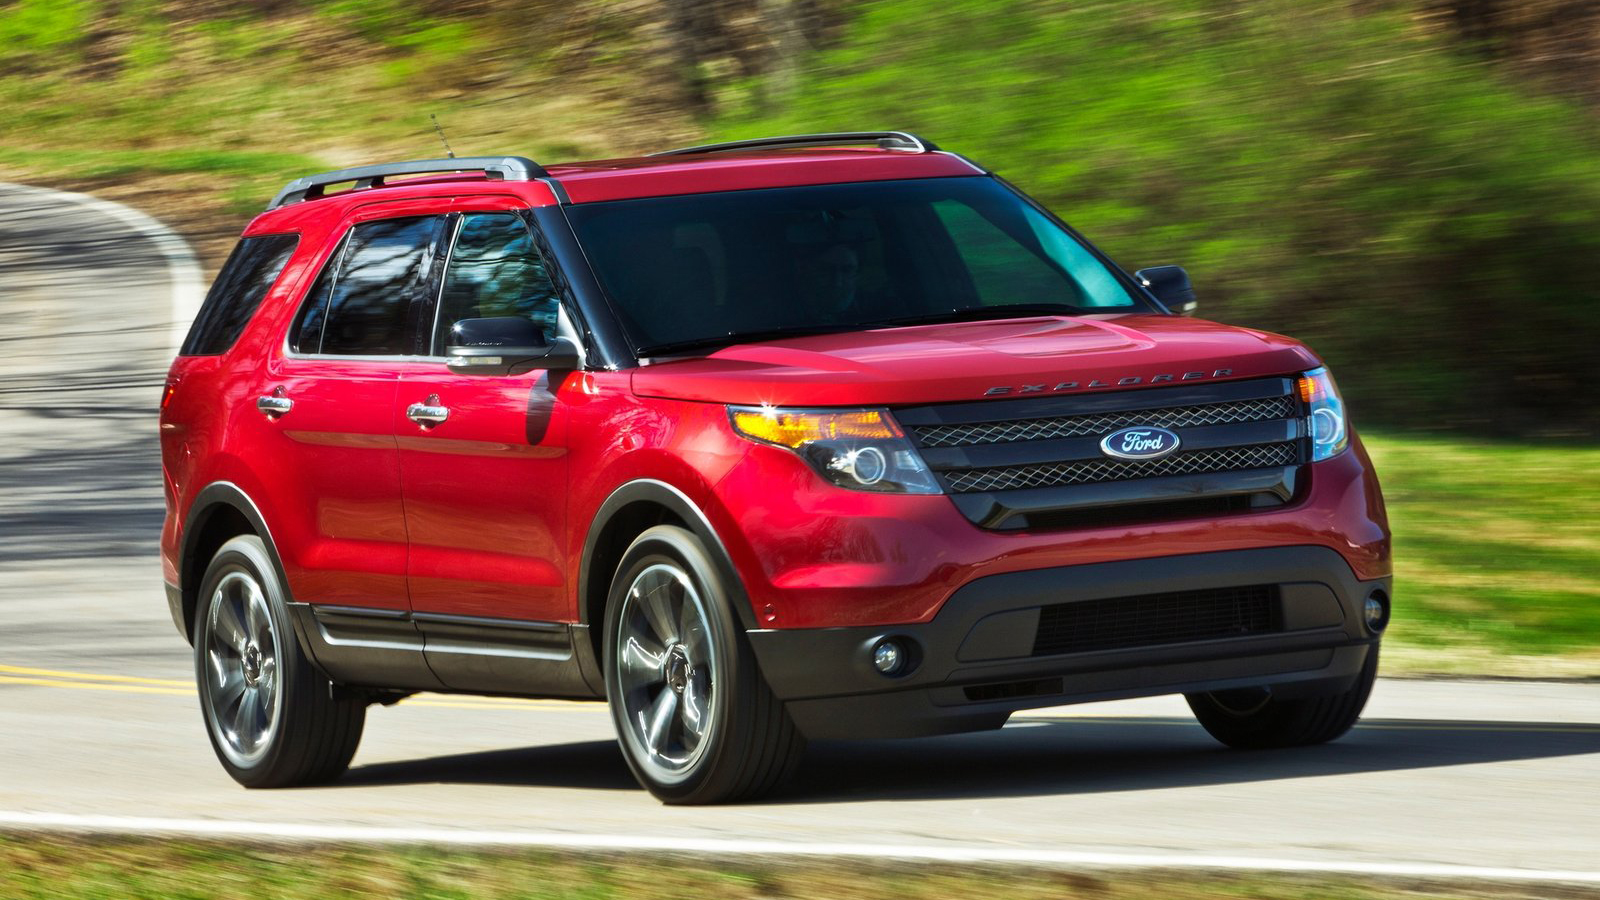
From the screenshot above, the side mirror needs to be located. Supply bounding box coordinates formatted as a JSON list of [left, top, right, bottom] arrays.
[[445, 316, 580, 376], [1135, 265, 1198, 316]]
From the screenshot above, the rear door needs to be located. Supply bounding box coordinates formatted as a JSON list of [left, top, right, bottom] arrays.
[[256, 210, 449, 612]]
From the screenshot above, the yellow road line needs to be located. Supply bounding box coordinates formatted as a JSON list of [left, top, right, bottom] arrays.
[[0, 675, 192, 696], [0, 664, 191, 687], [0, 663, 598, 712]]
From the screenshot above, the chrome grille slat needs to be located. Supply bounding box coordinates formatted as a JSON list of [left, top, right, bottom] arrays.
[[942, 442, 1299, 493], [914, 396, 1295, 448]]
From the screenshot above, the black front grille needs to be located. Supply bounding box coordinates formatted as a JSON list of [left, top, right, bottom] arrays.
[[1032, 584, 1283, 657], [944, 442, 1299, 493], [899, 377, 1307, 529], [916, 395, 1296, 448]]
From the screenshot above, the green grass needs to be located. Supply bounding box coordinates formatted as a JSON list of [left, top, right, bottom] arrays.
[[1364, 432, 1600, 675], [1, 836, 1589, 900]]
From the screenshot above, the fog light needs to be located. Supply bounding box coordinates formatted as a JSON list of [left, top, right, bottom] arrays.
[[872, 639, 904, 675], [1364, 590, 1390, 633]]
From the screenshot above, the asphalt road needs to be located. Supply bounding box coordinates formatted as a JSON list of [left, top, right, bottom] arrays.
[[1, 183, 1597, 880]]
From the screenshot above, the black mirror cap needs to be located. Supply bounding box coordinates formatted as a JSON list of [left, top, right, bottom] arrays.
[[445, 317, 580, 376], [448, 316, 547, 348], [1135, 265, 1198, 316]]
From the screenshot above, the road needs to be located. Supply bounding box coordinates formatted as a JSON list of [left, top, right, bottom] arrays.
[[1, 183, 1597, 882]]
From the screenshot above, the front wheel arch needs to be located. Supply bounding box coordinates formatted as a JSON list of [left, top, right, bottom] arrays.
[[578, 480, 758, 648]]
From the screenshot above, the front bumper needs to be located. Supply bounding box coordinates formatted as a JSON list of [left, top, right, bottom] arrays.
[[746, 545, 1387, 739]]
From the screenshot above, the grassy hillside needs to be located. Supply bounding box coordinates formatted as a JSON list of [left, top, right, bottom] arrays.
[[0, 0, 702, 262], [1, 1, 1596, 674], [5, 1, 1599, 437]]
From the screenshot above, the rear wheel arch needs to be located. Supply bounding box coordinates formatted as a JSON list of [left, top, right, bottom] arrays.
[[180, 483, 289, 645]]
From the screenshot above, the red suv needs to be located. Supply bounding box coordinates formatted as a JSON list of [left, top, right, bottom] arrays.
[[161, 132, 1391, 804]]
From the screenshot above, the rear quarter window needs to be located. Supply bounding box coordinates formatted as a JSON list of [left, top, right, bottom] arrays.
[[180, 234, 299, 356]]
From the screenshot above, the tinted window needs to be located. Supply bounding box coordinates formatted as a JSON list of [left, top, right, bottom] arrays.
[[564, 177, 1144, 354], [433, 213, 560, 352], [290, 216, 442, 355], [181, 234, 298, 356]]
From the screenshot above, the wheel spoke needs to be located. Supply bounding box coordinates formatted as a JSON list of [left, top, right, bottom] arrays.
[[619, 635, 666, 690], [233, 688, 260, 750], [639, 579, 679, 645], [244, 583, 270, 646], [679, 609, 708, 661], [680, 667, 709, 740], [644, 688, 679, 756], [210, 659, 247, 710], [207, 639, 240, 676], [213, 590, 248, 649]]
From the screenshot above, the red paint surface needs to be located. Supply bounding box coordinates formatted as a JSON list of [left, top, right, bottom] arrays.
[[162, 147, 1389, 633], [632, 315, 1319, 407]]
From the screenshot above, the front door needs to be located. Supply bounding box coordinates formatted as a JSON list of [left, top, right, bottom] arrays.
[[393, 210, 572, 625]]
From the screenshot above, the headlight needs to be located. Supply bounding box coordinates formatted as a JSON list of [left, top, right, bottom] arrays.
[[1297, 367, 1348, 461], [728, 406, 941, 494]]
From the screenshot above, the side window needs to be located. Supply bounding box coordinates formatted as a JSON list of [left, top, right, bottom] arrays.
[[289, 216, 443, 356], [181, 234, 298, 356], [433, 212, 559, 351]]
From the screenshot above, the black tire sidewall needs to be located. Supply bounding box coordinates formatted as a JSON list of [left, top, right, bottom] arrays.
[[1188, 645, 1380, 749]]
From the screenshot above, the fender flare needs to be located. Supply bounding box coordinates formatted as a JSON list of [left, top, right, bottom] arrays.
[[178, 482, 296, 641], [577, 479, 757, 632]]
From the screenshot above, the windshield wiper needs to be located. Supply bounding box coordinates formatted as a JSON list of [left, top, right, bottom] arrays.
[[860, 304, 1082, 329], [635, 324, 861, 358]]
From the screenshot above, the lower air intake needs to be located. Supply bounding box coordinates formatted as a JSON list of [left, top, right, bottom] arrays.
[[1032, 584, 1283, 657]]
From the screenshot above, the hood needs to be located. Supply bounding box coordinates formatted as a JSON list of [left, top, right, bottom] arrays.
[[629, 315, 1321, 407]]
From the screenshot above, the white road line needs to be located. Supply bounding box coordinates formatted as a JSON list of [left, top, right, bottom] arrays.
[[1, 812, 1597, 884], [0, 182, 205, 355]]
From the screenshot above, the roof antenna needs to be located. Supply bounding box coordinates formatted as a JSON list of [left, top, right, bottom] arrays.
[[430, 114, 456, 159]]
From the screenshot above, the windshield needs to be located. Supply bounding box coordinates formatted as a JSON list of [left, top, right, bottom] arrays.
[[564, 176, 1150, 355]]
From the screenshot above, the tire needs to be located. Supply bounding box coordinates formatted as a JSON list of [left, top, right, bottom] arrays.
[[194, 535, 366, 787], [1185, 647, 1379, 750], [602, 525, 803, 804]]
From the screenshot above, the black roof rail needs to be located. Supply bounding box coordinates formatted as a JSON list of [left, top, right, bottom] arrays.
[[650, 131, 941, 157], [267, 156, 547, 210]]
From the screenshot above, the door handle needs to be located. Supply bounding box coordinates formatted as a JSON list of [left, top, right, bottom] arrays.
[[406, 394, 449, 427], [256, 393, 292, 418]]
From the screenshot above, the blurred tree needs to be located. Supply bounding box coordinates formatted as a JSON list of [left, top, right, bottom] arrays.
[[719, 0, 1600, 436]]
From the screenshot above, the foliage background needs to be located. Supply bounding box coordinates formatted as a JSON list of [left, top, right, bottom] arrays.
[[3, 0, 1597, 435], [1, 0, 1597, 669]]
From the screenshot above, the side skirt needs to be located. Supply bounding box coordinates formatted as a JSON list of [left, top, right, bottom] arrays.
[[288, 603, 606, 700]]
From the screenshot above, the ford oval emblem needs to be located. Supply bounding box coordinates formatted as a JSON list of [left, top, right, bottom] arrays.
[[1099, 426, 1182, 461]]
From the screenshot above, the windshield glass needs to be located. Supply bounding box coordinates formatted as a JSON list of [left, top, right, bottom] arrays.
[[564, 176, 1148, 355]]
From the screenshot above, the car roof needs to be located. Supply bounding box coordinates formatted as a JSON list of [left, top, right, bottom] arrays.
[[245, 136, 984, 235], [545, 147, 982, 203]]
